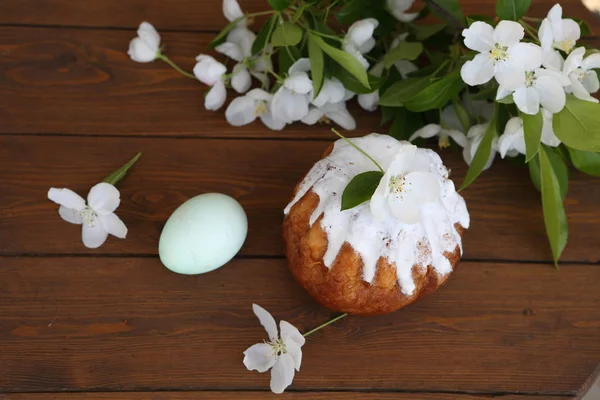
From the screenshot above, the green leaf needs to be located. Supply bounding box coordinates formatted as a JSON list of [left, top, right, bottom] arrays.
[[103, 152, 142, 186], [268, 0, 291, 11], [466, 15, 494, 26], [428, 0, 465, 27], [291, 4, 307, 23], [381, 106, 396, 126], [208, 16, 245, 48], [495, 0, 531, 21], [252, 15, 278, 55], [389, 108, 425, 140], [521, 111, 543, 162], [278, 46, 301, 75], [335, 67, 382, 94], [378, 77, 431, 107], [553, 94, 600, 152], [309, 33, 370, 88], [383, 41, 424, 69], [307, 35, 325, 97], [567, 147, 600, 177], [341, 171, 384, 211], [460, 110, 497, 190], [529, 147, 568, 199], [271, 21, 303, 47], [335, 0, 366, 25], [496, 94, 514, 104], [411, 23, 447, 41], [403, 70, 465, 112], [539, 146, 568, 265]]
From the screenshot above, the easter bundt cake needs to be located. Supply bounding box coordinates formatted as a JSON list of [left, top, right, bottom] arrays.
[[283, 133, 469, 316]]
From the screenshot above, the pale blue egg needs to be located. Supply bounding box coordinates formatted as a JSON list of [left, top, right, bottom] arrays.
[[158, 193, 248, 274]]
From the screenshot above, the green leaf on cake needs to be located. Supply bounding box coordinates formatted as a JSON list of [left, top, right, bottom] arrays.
[[307, 34, 325, 97], [383, 41, 424, 69], [567, 147, 600, 177], [271, 21, 303, 47], [460, 110, 497, 190], [495, 0, 532, 21], [521, 110, 543, 162], [553, 94, 600, 152], [539, 145, 568, 266], [309, 33, 370, 88], [341, 171, 385, 211]]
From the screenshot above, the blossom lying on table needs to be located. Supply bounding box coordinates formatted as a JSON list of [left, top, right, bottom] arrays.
[[47, 153, 142, 249], [127, 0, 600, 264]]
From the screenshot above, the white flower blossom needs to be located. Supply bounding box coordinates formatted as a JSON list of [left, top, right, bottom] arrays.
[[226, 89, 286, 130], [562, 47, 600, 103], [243, 304, 305, 394], [497, 117, 526, 158], [386, 0, 418, 22], [223, 0, 246, 26], [539, 4, 581, 54], [463, 123, 497, 170], [302, 101, 356, 130], [312, 78, 346, 108], [461, 21, 537, 90], [194, 55, 228, 111], [370, 144, 443, 224], [128, 22, 161, 63], [541, 109, 561, 147], [495, 46, 570, 115], [270, 58, 313, 123], [409, 123, 467, 149], [48, 183, 127, 249], [343, 18, 379, 69]]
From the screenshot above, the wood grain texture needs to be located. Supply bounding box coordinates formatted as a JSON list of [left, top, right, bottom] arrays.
[[0, 0, 597, 32], [1, 257, 599, 393], [0, 393, 572, 400], [2, 135, 600, 261], [0, 27, 378, 139]]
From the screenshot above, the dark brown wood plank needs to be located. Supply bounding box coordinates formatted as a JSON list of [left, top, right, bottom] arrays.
[[0, 0, 597, 33], [0, 27, 378, 139], [2, 135, 600, 262], [1, 257, 598, 393], [0, 393, 571, 400]]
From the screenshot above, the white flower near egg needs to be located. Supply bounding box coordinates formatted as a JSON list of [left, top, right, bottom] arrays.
[[386, 0, 418, 22], [194, 55, 228, 111], [461, 21, 536, 91], [243, 304, 305, 394], [370, 144, 442, 225], [226, 89, 286, 130], [47, 183, 127, 249], [128, 22, 161, 63]]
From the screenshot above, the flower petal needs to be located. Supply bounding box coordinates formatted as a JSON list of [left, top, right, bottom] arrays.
[[538, 18, 553, 51], [243, 343, 277, 373], [280, 320, 305, 346], [252, 304, 278, 341], [288, 58, 311, 74], [542, 49, 564, 71], [495, 56, 525, 91], [409, 124, 441, 141], [58, 206, 83, 225], [82, 217, 109, 249], [205, 80, 227, 111], [284, 340, 303, 371], [98, 213, 128, 239], [446, 129, 468, 148], [541, 109, 561, 147], [563, 47, 585, 75], [226, 27, 255, 58], [535, 75, 566, 114], [215, 42, 244, 62], [561, 18, 581, 43], [460, 53, 495, 86], [347, 18, 379, 49], [87, 183, 120, 215], [312, 78, 345, 107], [394, 60, 418, 79], [582, 53, 600, 71], [326, 105, 357, 130], [226, 95, 258, 126], [128, 38, 158, 63], [48, 188, 86, 210], [247, 88, 272, 102], [535, 67, 570, 86], [223, 0, 245, 23], [301, 107, 325, 125], [270, 353, 296, 394], [493, 20, 524, 46], [137, 22, 160, 49], [231, 64, 252, 94], [462, 21, 495, 53], [513, 86, 540, 115], [285, 72, 313, 94], [387, 171, 441, 225], [441, 105, 463, 132], [260, 111, 287, 131], [193, 55, 227, 86], [518, 44, 543, 72], [583, 70, 600, 94], [496, 85, 513, 101], [570, 74, 599, 103], [358, 92, 379, 112]]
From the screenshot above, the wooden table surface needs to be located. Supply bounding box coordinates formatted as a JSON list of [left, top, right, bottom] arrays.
[[1, 0, 600, 399]]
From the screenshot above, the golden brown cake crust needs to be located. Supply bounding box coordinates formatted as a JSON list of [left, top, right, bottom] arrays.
[[282, 145, 465, 316]]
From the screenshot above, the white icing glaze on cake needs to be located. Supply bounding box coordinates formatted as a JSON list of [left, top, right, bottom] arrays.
[[284, 133, 470, 296]]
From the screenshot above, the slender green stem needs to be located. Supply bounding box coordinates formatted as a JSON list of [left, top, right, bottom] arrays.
[[103, 152, 143, 186], [520, 20, 540, 44], [303, 313, 348, 337], [332, 128, 384, 173], [158, 54, 196, 79], [308, 29, 344, 42], [247, 10, 277, 18]]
